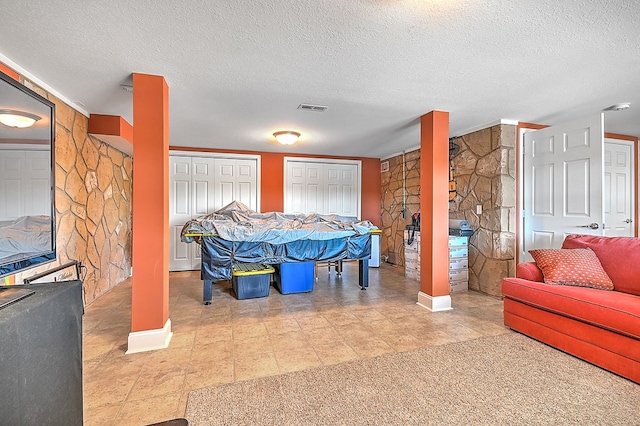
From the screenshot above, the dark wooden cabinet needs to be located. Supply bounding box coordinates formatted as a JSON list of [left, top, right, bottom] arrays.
[[0, 280, 83, 425]]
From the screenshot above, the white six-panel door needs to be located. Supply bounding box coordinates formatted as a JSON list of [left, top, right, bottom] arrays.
[[214, 158, 258, 211], [169, 156, 212, 271], [521, 115, 604, 261], [169, 154, 258, 271], [325, 163, 359, 216], [603, 139, 634, 236], [287, 162, 324, 214]]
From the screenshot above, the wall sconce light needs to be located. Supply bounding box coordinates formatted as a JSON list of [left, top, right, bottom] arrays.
[[0, 109, 42, 128], [273, 130, 300, 145]]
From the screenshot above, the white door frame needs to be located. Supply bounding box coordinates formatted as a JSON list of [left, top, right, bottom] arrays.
[[603, 138, 635, 236]]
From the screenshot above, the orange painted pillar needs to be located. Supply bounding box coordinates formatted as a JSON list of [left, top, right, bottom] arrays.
[[417, 111, 452, 311], [127, 73, 172, 353]]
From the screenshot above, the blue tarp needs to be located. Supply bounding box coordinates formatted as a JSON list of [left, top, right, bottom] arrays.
[[201, 234, 371, 282], [181, 201, 378, 245]]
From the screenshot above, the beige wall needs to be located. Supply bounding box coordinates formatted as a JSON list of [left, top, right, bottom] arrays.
[[13, 78, 133, 306]]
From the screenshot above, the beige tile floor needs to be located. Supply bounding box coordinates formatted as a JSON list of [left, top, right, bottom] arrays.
[[83, 262, 508, 426]]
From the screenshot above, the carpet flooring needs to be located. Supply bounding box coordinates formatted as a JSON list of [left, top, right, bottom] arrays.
[[185, 333, 640, 425]]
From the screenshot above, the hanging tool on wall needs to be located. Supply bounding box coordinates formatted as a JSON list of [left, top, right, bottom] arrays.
[[449, 137, 460, 202], [407, 212, 420, 245], [401, 151, 407, 218]]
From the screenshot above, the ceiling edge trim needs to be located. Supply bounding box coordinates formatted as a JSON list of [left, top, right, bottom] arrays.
[[380, 145, 421, 161], [0, 51, 90, 118], [455, 118, 519, 138], [379, 118, 520, 160]]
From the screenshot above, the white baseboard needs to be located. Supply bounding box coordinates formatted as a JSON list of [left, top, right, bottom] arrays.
[[417, 292, 453, 312], [126, 318, 173, 354]]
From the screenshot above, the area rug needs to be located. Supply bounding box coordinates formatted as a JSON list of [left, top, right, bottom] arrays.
[[185, 333, 639, 425]]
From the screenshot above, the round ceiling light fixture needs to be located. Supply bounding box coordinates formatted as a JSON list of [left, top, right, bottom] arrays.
[[603, 103, 631, 112], [273, 130, 301, 145], [0, 109, 42, 128]]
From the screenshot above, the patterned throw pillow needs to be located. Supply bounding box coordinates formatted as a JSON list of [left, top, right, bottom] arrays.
[[528, 248, 614, 290]]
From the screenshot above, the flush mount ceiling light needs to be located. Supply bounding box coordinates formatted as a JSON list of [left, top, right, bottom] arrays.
[[603, 103, 631, 112], [273, 131, 300, 145], [0, 109, 42, 128]]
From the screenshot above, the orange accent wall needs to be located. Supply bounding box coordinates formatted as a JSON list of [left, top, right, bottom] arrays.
[[131, 73, 170, 332], [259, 152, 285, 212], [0, 63, 19, 80], [169, 146, 382, 227], [88, 114, 134, 142], [419, 111, 450, 297], [360, 157, 382, 227]]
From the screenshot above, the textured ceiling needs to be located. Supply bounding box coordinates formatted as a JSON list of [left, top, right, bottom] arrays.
[[0, 0, 639, 158]]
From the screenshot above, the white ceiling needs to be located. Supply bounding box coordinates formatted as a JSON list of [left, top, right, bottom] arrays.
[[0, 0, 638, 158]]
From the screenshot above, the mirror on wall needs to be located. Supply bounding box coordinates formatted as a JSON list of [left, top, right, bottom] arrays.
[[0, 70, 56, 280]]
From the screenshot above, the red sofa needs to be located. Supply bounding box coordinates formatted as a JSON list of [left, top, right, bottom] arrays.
[[502, 234, 640, 384]]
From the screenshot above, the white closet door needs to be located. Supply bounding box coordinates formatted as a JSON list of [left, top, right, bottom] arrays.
[[287, 162, 307, 214], [0, 151, 23, 219], [169, 156, 195, 271], [214, 158, 258, 211], [0, 149, 50, 219], [25, 150, 51, 216], [285, 161, 324, 214], [284, 158, 361, 218], [190, 157, 217, 268], [305, 163, 324, 214], [170, 154, 259, 271], [192, 157, 216, 216], [325, 163, 358, 217], [239, 159, 259, 211]]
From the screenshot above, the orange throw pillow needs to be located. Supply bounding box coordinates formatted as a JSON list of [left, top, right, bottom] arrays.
[[528, 248, 614, 290]]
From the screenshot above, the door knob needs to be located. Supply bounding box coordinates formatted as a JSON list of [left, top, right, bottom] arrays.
[[624, 219, 633, 224], [578, 223, 599, 230]]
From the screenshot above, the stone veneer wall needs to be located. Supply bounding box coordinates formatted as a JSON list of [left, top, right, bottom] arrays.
[[379, 125, 517, 297], [12, 77, 133, 306], [449, 124, 517, 297], [380, 149, 420, 266]]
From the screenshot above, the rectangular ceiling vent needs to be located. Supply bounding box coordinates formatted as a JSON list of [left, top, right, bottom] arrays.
[[298, 103, 328, 112]]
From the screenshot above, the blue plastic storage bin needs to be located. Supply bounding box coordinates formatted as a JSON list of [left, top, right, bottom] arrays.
[[231, 263, 274, 300], [274, 262, 315, 294]]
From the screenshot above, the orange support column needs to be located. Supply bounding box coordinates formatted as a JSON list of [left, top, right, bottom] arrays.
[[417, 111, 452, 311], [126, 73, 172, 354]]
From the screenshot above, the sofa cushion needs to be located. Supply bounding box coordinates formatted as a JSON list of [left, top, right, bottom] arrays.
[[516, 262, 544, 282], [502, 277, 640, 340], [562, 234, 640, 296], [529, 248, 614, 290]]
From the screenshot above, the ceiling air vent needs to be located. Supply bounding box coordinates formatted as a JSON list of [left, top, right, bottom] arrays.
[[298, 104, 328, 112]]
